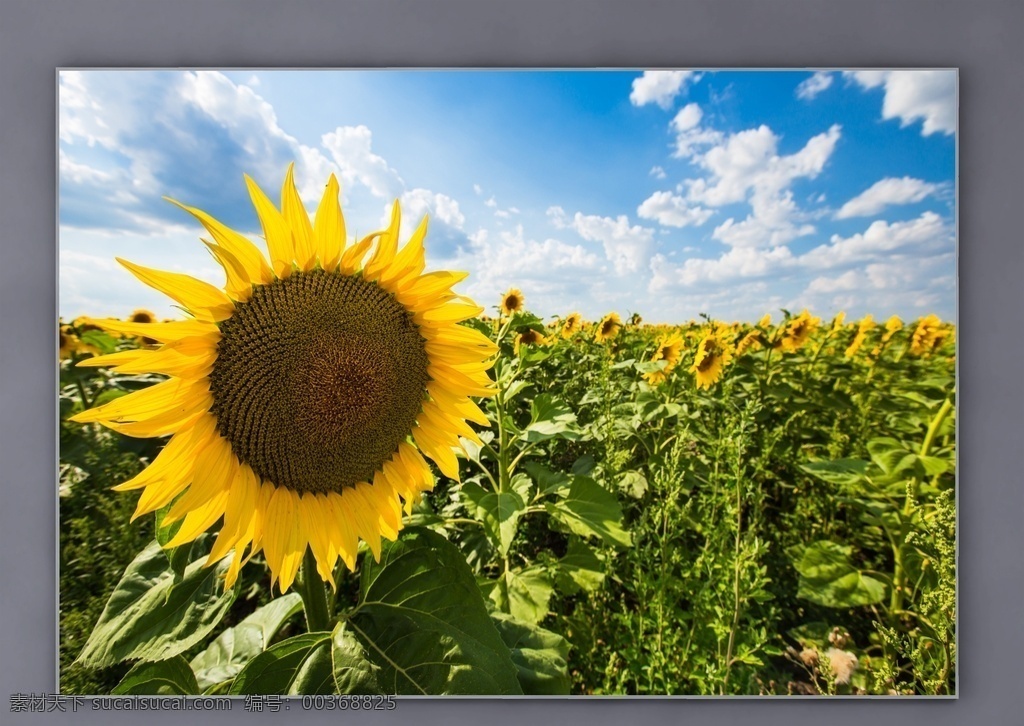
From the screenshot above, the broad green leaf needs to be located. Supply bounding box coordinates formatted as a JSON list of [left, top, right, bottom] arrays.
[[289, 640, 336, 695], [113, 655, 199, 695], [916, 455, 949, 476], [350, 528, 522, 695], [75, 540, 237, 668], [522, 394, 581, 443], [331, 623, 385, 694], [79, 330, 119, 355], [571, 455, 596, 476], [867, 438, 915, 475], [792, 541, 886, 608], [544, 476, 632, 548], [555, 538, 605, 594], [801, 459, 870, 487], [619, 470, 648, 499], [461, 482, 527, 556], [523, 462, 571, 497], [190, 593, 303, 691], [493, 566, 554, 624], [505, 379, 530, 401], [229, 632, 332, 695], [490, 612, 571, 695]]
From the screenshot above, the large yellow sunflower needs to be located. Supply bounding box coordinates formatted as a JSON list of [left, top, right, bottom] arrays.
[[595, 312, 622, 343], [691, 330, 732, 389], [70, 167, 497, 593]]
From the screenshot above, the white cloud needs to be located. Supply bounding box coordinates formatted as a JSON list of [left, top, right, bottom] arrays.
[[649, 165, 667, 180], [835, 176, 940, 218], [386, 188, 465, 231], [670, 103, 723, 159], [484, 196, 497, 208], [845, 70, 956, 136], [321, 124, 404, 200], [649, 246, 795, 289], [569, 212, 655, 273], [630, 71, 700, 109], [637, 191, 713, 228], [800, 211, 951, 269], [473, 184, 483, 195], [59, 149, 112, 185], [796, 72, 833, 100]]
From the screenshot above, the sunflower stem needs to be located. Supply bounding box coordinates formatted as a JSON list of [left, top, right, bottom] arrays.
[[298, 548, 332, 632]]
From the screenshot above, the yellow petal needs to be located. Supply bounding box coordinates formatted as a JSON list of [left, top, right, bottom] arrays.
[[165, 197, 273, 285], [282, 163, 316, 272], [76, 350, 150, 369], [412, 426, 461, 481], [313, 174, 346, 271], [416, 302, 483, 325], [343, 485, 383, 561], [245, 174, 295, 278], [204, 240, 252, 302], [397, 270, 469, 298], [70, 377, 208, 425], [165, 433, 236, 523], [163, 488, 230, 549], [117, 259, 234, 323], [207, 465, 259, 564], [99, 336, 217, 380], [78, 318, 219, 344], [300, 493, 337, 586], [339, 232, 377, 275], [363, 200, 402, 280], [325, 491, 359, 571], [380, 216, 427, 288]]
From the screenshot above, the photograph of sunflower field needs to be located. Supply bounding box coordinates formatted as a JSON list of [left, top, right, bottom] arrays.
[[58, 69, 956, 697]]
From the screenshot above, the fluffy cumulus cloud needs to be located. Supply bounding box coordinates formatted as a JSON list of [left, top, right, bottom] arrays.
[[637, 191, 714, 228], [650, 245, 795, 289], [551, 209, 655, 273], [670, 103, 723, 159], [835, 176, 941, 218], [796, 71, 833, 100], [844, 70, 956, 136], [321, 125, 404, 200], [629, 71, 700, 109], [800, 212, 952, 269]]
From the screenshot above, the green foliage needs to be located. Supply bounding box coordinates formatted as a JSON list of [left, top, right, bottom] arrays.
[[60, 312, 955, 695]]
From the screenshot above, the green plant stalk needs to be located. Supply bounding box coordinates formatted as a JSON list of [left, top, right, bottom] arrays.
[[890, 395, 954, 617], [297, 548, 332, 632]]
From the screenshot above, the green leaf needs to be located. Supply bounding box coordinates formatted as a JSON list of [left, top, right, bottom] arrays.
[[490, 612, 570, 695], [112, 656, 199, 695], [461, 482, 527, 556], [349, 528, 522, 695], [79, 330, 119, 355], [792, 541, 886, 608], [229, 632, 332, 695], [189, 593, 303, 691], [331, 623, 385, 694], [500, 566, 554, 624], [289, 640, 336, 695], [522, 394, 581, 443], [544, 476, 632, 548], [618, 470, 648, 499], [554, 538, 605, 594], [801, 459, 870, 487], [867, 438, 916, 475], [523, 462, 571, 497], [75, 541, 237, 668]]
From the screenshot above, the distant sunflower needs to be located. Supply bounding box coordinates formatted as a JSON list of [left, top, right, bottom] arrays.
[[910, 314, 948, 356], [758, 313, 772, 329], [514, 328, 547, 355], [881, 315, 903, 343], [59, 326, 78, 360], [561, 312, 582, 339], [844, 315, 875, 358], [71, 166, 497, 593], [595, 312, 622, 343], [500, 288, 525, 316], [691, 330, 732, 389], [129, 309, 156, 324], [644, 332, 685, 385], [780, 310, 820, 352], [831, 311, 847, 332], [735, 331, 763, 357]]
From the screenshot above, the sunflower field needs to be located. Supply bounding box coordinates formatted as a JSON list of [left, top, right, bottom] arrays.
[[58, 174, 956, 697]]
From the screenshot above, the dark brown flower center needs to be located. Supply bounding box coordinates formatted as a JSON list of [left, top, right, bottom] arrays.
[[209, 269, 429, 494]]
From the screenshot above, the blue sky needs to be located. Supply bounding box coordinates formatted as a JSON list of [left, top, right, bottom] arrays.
[[59, 69, 956, 324]]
